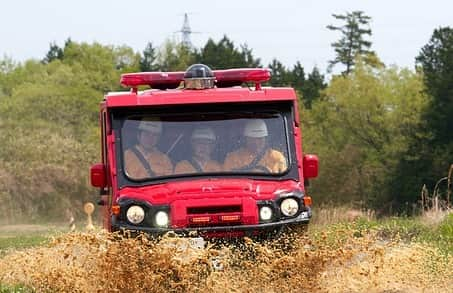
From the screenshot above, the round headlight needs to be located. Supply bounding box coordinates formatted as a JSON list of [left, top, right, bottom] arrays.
[[155, 211, 169, 227], [126, 205, 145, 224], [280, 198, 299, 217], [259, 206, 273, 221]]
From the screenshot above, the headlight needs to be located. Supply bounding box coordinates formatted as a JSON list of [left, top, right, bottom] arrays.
[[155, 211, 169, 227], [259, 206, 273, 221], [126, 205, 145, 224], [280, 198, 299, 217]]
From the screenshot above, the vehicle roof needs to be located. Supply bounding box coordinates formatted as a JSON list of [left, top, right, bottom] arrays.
[[104, 87, 297, 108]]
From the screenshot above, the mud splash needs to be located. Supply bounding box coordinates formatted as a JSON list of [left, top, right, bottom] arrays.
[[0, 228, 451, 292]]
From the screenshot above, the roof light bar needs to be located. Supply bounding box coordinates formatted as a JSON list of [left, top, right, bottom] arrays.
[[120, 68, 271, 90], [120, 72, 184, 90], [214, 68, 271, 88]]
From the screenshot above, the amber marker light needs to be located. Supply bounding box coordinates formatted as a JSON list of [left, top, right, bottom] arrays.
[[220, 215, 241, 222], [112, 205, 121, 215], [191, 216, 211, 223]]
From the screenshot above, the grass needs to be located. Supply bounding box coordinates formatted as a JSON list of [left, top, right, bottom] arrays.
[[0, 235, 48, 252], [310, 206, 453, 254], [0, 284, 34, 293], [0, 223, 71, 257]]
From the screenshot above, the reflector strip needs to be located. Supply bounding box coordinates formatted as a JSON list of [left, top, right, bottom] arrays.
[[220, 215, 241, 222], [191, 216, 211, 223]]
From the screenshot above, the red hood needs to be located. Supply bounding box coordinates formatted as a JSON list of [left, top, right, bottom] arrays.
[[117, 178, 302, 205]]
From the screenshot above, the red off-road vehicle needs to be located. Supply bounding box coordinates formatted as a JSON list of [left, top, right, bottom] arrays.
[[90, 64, 318, 240]]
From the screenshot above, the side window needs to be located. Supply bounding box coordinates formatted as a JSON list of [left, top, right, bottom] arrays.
[[101, 112, 108, 165], [101, 111, 110, 195]]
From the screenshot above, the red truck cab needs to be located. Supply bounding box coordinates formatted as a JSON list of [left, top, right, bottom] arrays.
[[90, 64, 318, 238]]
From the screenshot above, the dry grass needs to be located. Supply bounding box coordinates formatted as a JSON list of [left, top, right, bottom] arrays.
[[421, 208, 452, 226], [311, 205, 375, 226]]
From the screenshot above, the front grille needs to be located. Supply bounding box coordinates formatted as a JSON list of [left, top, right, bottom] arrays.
[[187, 205, 241, 214]]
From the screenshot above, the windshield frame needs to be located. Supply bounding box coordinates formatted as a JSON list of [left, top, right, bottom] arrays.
[[112, 102, 299, 188]]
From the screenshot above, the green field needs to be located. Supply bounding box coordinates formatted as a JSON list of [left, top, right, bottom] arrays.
[[0, 224, 70, 255]]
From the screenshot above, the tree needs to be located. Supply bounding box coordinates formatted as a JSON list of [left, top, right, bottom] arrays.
[[195, 36, 261, 69], [113, 45, 141, 71], [62, 42, 139, 91], [327, 11, 375, 75], [140, 42, 159, 72], [300, 67, 326, 109], [304, 60, 428, 208], [416, 27, 453, 146], [157, 39, 196, 71], [42, 41, 64, 64], [391, 27, 453, 204], [268, 59, 290, 86], [290, 61, 305, 90], [266, 60, 325, 109], [239, 44, 261, 68]]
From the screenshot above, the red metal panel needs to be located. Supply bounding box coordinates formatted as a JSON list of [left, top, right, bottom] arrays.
[[105, 88, 296, 108]]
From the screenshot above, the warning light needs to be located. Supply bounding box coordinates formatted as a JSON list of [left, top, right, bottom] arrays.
[[120, 65, 271, 90], [214, 68, 271, 88], [120, 72, 184, 90]]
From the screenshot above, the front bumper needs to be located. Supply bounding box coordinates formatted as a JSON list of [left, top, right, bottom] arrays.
[[112, 215, 310, 236]]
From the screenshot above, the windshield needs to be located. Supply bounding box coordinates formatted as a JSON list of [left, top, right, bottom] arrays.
[[120, 111, 290, 181]]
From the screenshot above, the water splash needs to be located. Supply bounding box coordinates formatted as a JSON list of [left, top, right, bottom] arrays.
[[0, 228, 451, 292]]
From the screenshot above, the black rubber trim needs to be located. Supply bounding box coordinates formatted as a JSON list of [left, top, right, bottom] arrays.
[[112, 216, 310, 235]]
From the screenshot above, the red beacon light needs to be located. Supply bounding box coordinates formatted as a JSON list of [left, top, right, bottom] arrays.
[[120, 71, 184, 90], [214, 68, 271, 90], [120, 64, 271, 91]]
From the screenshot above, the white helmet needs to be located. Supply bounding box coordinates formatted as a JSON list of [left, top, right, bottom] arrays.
[[243, 119, 268, 138], [138, 118, 162, 134], [191, 127, 216, 141]]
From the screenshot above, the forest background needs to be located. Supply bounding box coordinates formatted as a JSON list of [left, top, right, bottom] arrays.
[[0, 12, 452, 222]]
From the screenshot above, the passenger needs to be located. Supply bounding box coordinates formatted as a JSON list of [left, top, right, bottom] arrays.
[[124, 118, 173, 179], [174, 127, 222, 174], [223, 119, 287, 174]]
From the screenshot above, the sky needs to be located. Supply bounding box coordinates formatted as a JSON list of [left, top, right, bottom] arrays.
[[0, 0, 452, 73]]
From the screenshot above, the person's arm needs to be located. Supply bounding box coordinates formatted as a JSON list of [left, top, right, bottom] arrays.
[[223, 152, 235, 171], [161, 154, 174, 175], [269, 149, 287, 173], [124, 149, 147, 179], [174, 161, 194, 174]]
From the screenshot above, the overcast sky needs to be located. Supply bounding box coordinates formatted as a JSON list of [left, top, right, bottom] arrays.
[[1, 0, 451, 73]]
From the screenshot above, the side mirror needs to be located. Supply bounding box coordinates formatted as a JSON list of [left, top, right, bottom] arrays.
[[90, 163, 107, 188], [303, 154, 319, 179]]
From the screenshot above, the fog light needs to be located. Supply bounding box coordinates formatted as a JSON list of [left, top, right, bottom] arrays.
[[126, 205, 145, 224], [280, 198, 299, 217], [155, 211, 169, 227], [259, 206, 273, 221]]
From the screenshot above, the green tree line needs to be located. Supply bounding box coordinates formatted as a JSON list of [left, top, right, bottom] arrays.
[[0, 12, 451, 221]]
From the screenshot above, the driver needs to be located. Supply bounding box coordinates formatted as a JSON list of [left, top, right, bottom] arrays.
[[124, 118, 173, 179], [223, 119, 287, 174], [174, 127, 222, 174]]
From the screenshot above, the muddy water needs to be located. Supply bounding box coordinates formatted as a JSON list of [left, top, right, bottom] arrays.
[[0, 228, 451, 292]]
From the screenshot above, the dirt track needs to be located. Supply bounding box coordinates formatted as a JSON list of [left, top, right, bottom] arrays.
[[0, 228, 451, 292]]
